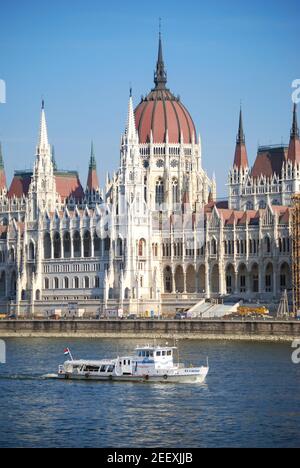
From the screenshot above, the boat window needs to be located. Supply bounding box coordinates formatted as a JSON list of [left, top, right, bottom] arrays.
[[128, 360, 130, 364], [150, 351, 154, 357], [84, 365, 100, 372], [146, 351, 150, 357], [100, 365, 106, 372], [142, 351, 145, 357], [162, 351, 166, 356], [123, 360, 126, 365], [156, 351, 161, 356], [107, 365, 115, 372], [167, 350, 172, 356]]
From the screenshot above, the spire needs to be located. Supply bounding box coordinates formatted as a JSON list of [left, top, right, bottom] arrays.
[[288, 103, 300, 163], [291, 103, 299, 139], [154, 22, 167, 89], [37, 99, 50, 156], [0, 142, 7, 190], [237, 106, 245, 144], [87, 141, 99, 191], [51, 145, 57, 171], [0, 142, 4, 169], [89, 141, 96, 169], [125, 90, 138, 142], [233, 106, 248, 169]]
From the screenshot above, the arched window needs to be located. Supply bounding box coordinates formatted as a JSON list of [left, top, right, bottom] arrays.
[[64, 277, 69, 289], [138, 239, 146, 257], [74, 277, 79, 289], [44, 278, 49, 289], [29, 241, 35, 260], [63, 232, 71, 258], [35, 290, 41, 301], [44, 233, 51, 259], [53, 233, 61, 259], [73, 231, 81, 258], [155, 178, 164, 206], [54, 277, 59, 289], [84, 277, 89, 288], [172, 178, 179, 206], [83, 231, 91, 258]]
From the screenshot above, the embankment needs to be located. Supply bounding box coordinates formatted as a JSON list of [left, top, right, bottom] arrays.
[[0, 319, 299, 342]]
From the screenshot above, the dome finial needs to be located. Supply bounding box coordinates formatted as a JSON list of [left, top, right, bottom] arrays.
[[154, 19, 167, 89]]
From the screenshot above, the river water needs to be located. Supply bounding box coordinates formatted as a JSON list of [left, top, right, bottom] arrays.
[[0, 338, 299, 448]]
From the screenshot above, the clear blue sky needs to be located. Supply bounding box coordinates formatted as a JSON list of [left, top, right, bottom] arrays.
[[0, 0, 299, 197]]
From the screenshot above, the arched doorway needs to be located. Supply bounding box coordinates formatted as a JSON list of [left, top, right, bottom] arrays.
[[186, 265, 196, 293], [175, 266, 184, 293], [211, 264, 219, 294], [250, 264, 259, 293], [238, 264, 247, 294], [265, 263, 273, 293], [280, 262, 291, 291], [197, 265, 205, 294], [0, 271, 5, 296], [226, 264, 235, 294], [164, 266, 173, 293]]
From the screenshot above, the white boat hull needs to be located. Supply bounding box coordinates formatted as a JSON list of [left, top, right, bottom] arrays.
[[54, 367, 208, 384]]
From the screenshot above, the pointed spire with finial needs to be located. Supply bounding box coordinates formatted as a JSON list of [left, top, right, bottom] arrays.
[[87, 141, 99, 191], [288, 103, 300, 163], [291, 103, 299, 139], [237, 106, 245, 145], [233, 105, 248, 169], [125, 88, 138, 143], [154, 19, 167, 89], [0, 142, 7, 191], [37, 98, 51, 157]]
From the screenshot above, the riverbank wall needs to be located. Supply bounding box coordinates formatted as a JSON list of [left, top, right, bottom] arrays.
[[0, 319, 299, 342]]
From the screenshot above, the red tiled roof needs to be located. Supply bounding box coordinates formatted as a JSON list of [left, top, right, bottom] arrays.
[[288, 137, 300, 164], [0, 169, 6, 191], [135, 88, 196, 144], [252, 147, 288, 178], [8, 173, 32, 198], [55, 172, 84, 200], [87, 169, 99, 191]]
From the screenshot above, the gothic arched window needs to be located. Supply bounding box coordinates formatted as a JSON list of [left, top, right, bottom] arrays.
[[155, 178, 164, 206]]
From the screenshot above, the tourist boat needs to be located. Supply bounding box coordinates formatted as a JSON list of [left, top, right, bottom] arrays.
[[51, 345, 209, 384]]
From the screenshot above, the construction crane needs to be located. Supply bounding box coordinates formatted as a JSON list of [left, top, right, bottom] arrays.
[[292, 194, 300, 317]]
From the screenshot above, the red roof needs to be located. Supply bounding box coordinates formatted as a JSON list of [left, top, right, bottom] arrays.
[[8, 173, 32, 198], [0, 169, 6, 191], [252, 146, 288, 178], [135, 88, 196, 144], [55, 172, 84, 200], [87, 168, 99, 191], [288, 137, 300, 164], [234, 142, 248, 169]]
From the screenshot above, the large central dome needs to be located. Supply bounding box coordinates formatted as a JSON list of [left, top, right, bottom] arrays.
[[134, 35, 197, 144]]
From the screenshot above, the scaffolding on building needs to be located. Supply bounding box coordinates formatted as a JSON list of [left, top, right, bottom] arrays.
[[292, 194, 300, 317]]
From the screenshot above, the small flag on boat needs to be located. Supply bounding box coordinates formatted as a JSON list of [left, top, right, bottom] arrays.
[[63, 348, 73, 360]]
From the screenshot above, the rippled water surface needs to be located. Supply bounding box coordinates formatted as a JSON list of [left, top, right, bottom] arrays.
[[0, 338, 299, 448]]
